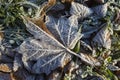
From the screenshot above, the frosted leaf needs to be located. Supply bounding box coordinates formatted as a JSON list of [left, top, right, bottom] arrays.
[[45, 15, 82, 49], [17, 21, 71, 74], [92, 25, 111, 49], [91, 3, 108, 17], [70, 2, 93, 19], [17, 18, 101, 75]]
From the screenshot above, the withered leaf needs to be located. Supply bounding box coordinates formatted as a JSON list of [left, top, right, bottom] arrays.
[[24, 17, 53, 36], [17, 16, 101, 75], [17, 20, 72, 74], [70, 2, 93, 19], [82, 26, 101, 38], [45, 15, 82, 49], [0, 63, 13, 73], [91, 3, 108, 17], [48, 0, 56, 6], [39, 0, 56, 16], [92, 25, 111, 49]]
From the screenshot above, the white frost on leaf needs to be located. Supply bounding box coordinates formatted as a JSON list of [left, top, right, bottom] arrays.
[[70, 2, 93, 19], [17, 16, 101, 75], [45, 15, 82, 49], [91, 3, 108, 17], [17, 21, 71, 74], [92, 25, 111, 49]]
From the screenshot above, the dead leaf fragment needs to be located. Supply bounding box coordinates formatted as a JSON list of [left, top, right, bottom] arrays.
[[70, 2, 93, 19], [92, 25, 111, 49], [48, 0, 56, 6], [0, 63, 13, 73], [24, 17, 53, 36], [39, 0, 56, 16], [17, 18, 100, 75], [17, 21, 72, 75], [91, 3, 108, 17]]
